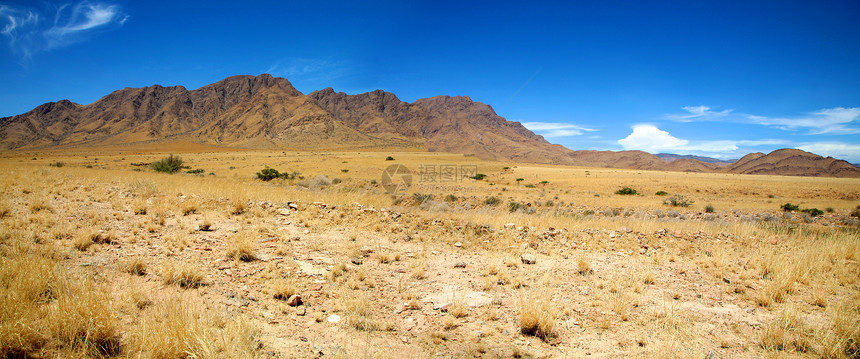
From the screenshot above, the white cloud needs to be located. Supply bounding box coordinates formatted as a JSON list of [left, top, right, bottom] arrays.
[[617, 124, 788, 157], [1, 2, 126, 62], [618, 125, 688, 152], [522, 122, 596, 137], [745, 107, 860, 135], [668, 106, 860, 135], [796, 143, 860, 163]]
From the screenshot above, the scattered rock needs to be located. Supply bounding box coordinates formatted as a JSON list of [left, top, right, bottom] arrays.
[[286, 294, 303, 306], [454, 262, 467, 268], [770, 239, 778, 245], [360, 246, 374, 256], [327, 314, 341, 323], [351, 257, 363, 265], [288, 202, 298, 210], [520, 253, 537, 265], [504, 223, 515, 229], [453, 241, 462, 248], [295, 306, 306, 316]]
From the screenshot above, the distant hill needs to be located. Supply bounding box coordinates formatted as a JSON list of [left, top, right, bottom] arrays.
[[2, 74, 859, 178], [655, 153, 734, 165], [723, 149, 860, 177]]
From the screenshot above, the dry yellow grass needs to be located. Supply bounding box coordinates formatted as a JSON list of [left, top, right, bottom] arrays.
[[0, 148, 857, 358]]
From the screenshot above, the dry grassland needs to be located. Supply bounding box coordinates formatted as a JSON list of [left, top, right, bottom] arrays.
[[0, 147, 858, 358]]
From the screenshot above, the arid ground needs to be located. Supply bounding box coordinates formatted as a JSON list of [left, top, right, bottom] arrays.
[[1, 146, 858, 358]]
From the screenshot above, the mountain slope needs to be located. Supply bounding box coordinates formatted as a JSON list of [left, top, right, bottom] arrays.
[[2, 74, 859, 178]]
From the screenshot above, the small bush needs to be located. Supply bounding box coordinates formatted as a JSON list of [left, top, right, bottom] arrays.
[[256, 167, 293, 181], [781, 203, 800, 212], [49, 161, 64, 168], [508, 201, 523, 213], [161, 262, 206, 288], [484, 196, 500, 206], [516, 178, 524, 182], [151, 154, 184, 173], [332, 178, 343, 184], [704, 204, 715, 213], [226, 234, 257, 262], [385, 156, 395, 161], [615, 187, 638, 195], [664, 195, 693, 207], [185, 168, 205, 174], [539, 180, 549, 184], [341, 169, 349, 173], [801, 208, 823, 217], [471, 173, 487, 180], [524, 184, 536, 188], [412, 193, 433, 205], [444, 194, 458, 202], [851, 206, 860, 218], [655, 191, 668, 196]]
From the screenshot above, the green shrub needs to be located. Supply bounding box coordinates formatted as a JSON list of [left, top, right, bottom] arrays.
[[508, 201, 523, 213], [332, 178, 343, 184], [655, 191, 668, 196], [471, 173, 487, 180], [801, 208, 823, 217], [256, 167, 294, 181], [502, 166, 510, 170], [341, 169, 349, 173], [151, 154, 184, 173], [539, 180, 549, 184], [385, 156, 395, 161], [185, 169, 205, 174], [524, 184, 536, 188], [704, 204, 715, 213], [664, 195, 693, 207], [615, 187, 638, 195], [781, 203, 800, 212], [484, 196, 500, 206], [444, 194, 458, 202], [516, 178, 524, 182], [49, 161, 65, 168]]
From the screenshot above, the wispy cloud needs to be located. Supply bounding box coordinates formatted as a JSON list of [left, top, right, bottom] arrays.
[[745, 107, 860, 135], [666, 105, 732, 122], [1, 2, 127, 62], [667, 106, 860, 135], [618, 124, 787, 158], [522, 122, 596, 138], [796, 142, 860, 163], [265, 58, 350, 86]]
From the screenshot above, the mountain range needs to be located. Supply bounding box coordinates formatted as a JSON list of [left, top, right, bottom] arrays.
[[2, 74, 858, 178]]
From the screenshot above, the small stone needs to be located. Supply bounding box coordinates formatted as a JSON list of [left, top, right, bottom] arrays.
[[295, 306, 306, 316], [286, 294, 303, 307], [360, 246, 374, 256], [351, 257, 363, 265], [454, 262, 467, 268], [453, 241, 462, 248], [770, 239, 778, 245], [327, 314, 341, 323], [504, 223, 515, 229], [288, 202, 298, 210], [520, 253, 537, 265]]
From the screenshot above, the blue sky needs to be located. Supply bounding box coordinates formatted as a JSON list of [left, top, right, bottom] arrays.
[[2, 1, 859, 162]]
